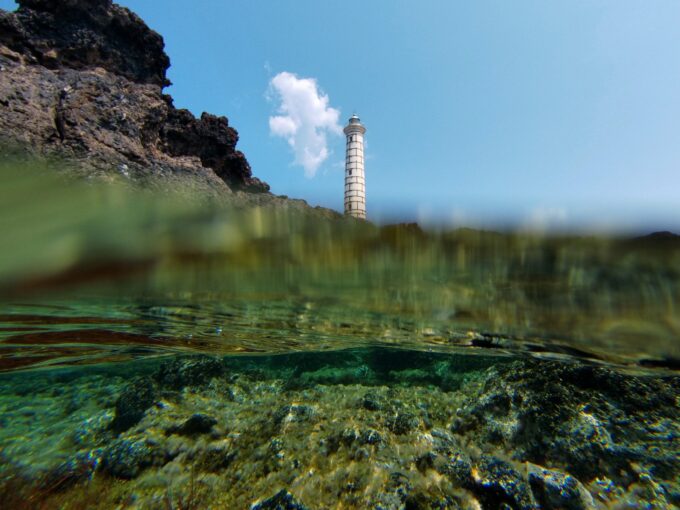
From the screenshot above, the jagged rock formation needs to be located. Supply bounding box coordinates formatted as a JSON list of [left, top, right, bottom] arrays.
[[0, 0, 273, 196], [0, 0, 170, 87]]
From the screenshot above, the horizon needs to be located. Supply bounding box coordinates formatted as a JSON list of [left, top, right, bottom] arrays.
[[1, 0, 679, 233]]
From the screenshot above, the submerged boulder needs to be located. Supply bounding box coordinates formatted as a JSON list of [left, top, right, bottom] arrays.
[[251, 489, 309, 510], [452, 360, 680, 482], [110, 376, 157, 432], [273, 404, 316, 428], [167, 413, 217, 436], [360, 391, 385, 411], [155, 356, 225, 390], [527, 463, 595, 510], [101, 438, 157, 479], [197, 443, 236, 473], [385, 412, 420, 435], [471, 456, 537, 510], [438, 454, 537, 510]]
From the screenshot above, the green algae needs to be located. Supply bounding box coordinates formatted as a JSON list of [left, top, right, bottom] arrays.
[[0, 351, 678, 509]]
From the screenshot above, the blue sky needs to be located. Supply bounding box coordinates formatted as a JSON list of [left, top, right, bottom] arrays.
[[2, 1, 679, 231]]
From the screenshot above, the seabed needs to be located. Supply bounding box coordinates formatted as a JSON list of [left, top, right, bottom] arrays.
[[0, 349, 678, 509]]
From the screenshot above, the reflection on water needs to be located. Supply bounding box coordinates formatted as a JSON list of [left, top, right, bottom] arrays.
[[1, 164, 679, 372]]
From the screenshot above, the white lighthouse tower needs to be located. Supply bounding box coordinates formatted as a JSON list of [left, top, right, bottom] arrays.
[[344, 114, 366, 219]]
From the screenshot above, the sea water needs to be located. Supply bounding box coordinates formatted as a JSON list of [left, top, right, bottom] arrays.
[[0, 165, 678, 509]]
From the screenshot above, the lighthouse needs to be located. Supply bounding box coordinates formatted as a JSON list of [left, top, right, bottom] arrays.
[[344, 114, 366, 219]]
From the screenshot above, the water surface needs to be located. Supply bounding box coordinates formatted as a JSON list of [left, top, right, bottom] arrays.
[[0, 165, 678, 508]]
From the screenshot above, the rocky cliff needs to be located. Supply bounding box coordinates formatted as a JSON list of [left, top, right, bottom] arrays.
[[0, 0, 287, 199]]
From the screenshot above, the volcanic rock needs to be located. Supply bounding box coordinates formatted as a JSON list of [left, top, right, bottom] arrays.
[[101, 438, 156, 479], [155, 355, 225, 390], [527, 463, 595, 510], [0, 0, 270, 194], [252, 489, 309, 510], [110, 376, 157, 432], [168, 413, 217, 436], [452, 360, 680, 483]]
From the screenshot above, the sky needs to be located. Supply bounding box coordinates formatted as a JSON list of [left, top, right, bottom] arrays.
[[2, 0, 679, 231]]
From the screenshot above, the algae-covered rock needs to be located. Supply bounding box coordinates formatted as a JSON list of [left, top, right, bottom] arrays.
[[273, 404, 316, 428], [73, 409, 114, 445], [470, 456, 537, 510], [373, 471, 412, 509], [110, 377, 157, 432], [101, 438, 154, 479], [527, 463, 595, 510], [386, 412, 420, 435], [197, 443, 236, 473], [452, 360, 680, 482], [1, 349, 676, 509], [437, 453, 537, 509], [361, 391, 385, 411], [251, 489, 309, 510], [155, 356, 225, 390], [403, 492, 459, 510], [167, 413, 217, 436], [360, 429, 383, 445], [437, 451, 474, 487]]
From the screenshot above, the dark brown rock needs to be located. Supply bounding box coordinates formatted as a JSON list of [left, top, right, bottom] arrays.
[[1, 0, 169, 87], [0, 0, 273, 195], [159, 105, 270, 192]]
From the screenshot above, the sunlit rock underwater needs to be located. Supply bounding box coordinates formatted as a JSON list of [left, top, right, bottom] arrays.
[[0, 164, 678, 509]]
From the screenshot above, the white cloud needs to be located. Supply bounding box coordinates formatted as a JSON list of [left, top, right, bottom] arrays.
[[268, 71, 342, 177]]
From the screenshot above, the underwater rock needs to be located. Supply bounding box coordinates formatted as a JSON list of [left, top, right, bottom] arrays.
[[403, 492, 458, 510], [273, 404, 316, 427], [429, 428, 459, 455], [251, 489, 309, 510], [325, 427, 384, 455], [437, 453, 537, 509], [101, 438, 156, 479], [361, 391, 385, 411], [452, 360, 680, 482], [360, 429, 383, 445], [373, 471, 413, 509], [2, 350, 676, 509], [325, 427, 359, 453], [527, 463, 595, 510], [196, 443, 236, 472], [167, 413, 217, 436], [437, 451, 474, 487], [386, 412, 420, 435], [155, 356, 225, 390], [414, 452, 438, 473], [110, 376, 157, 432], [268, 437, 285, 456], [471, 456, 537, 510], [73, 409, 114, 445]]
